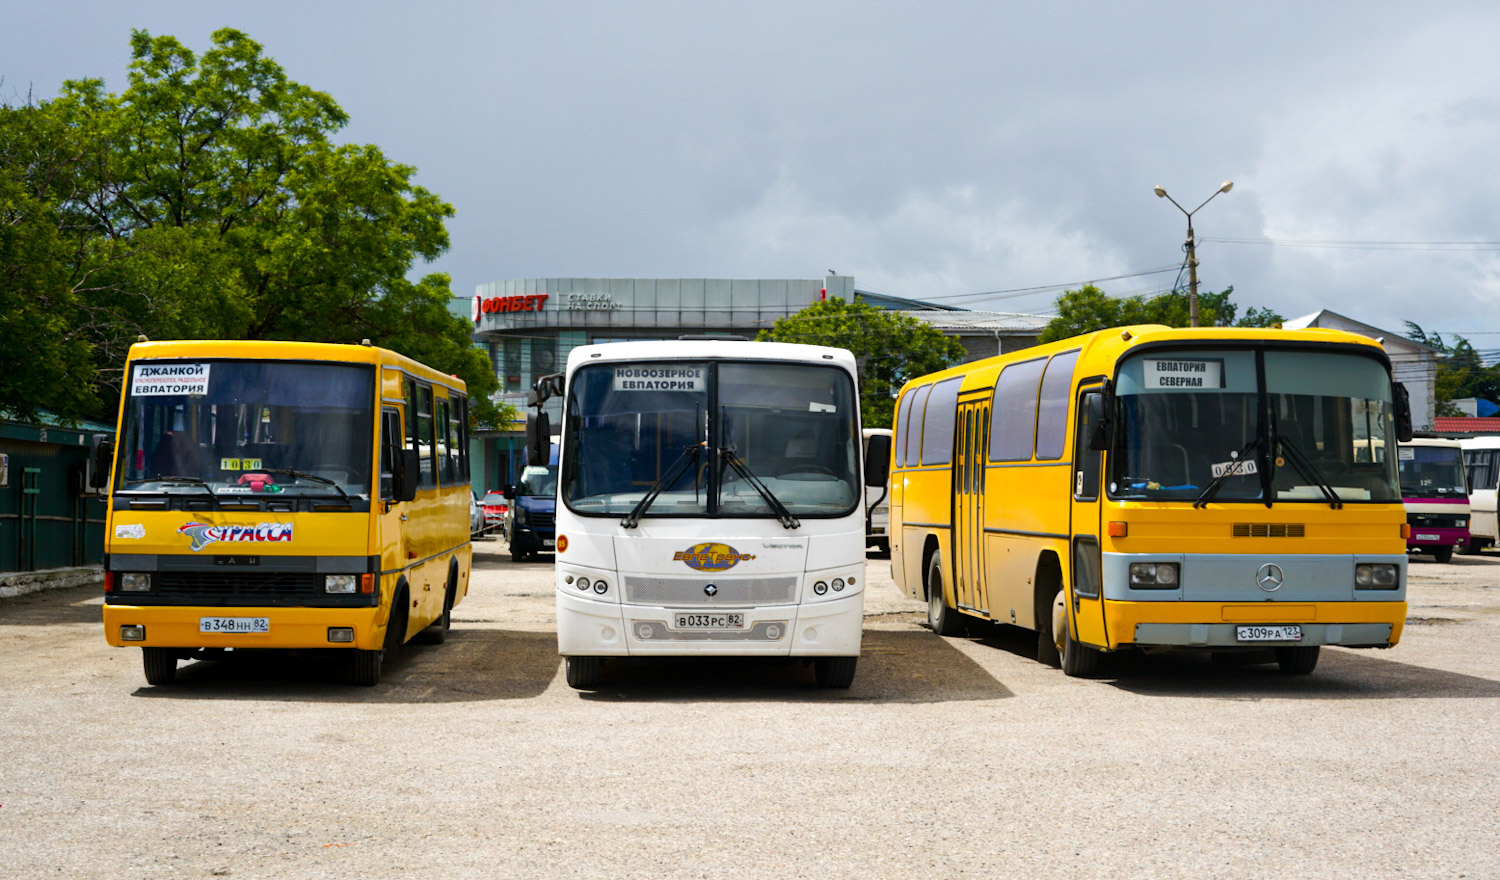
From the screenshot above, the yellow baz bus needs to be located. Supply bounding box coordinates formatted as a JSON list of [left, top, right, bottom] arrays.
[[97, 340, 473, 686], [890, 325, 1413, 676]]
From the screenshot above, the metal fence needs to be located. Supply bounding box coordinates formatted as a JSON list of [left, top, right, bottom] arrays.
[[0, 421, 109, 573]]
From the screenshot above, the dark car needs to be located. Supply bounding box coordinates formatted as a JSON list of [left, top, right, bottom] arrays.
[[503, 464, 556, 562]]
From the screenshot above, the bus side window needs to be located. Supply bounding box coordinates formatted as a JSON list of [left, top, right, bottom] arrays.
[[380, 409, 401, 500]]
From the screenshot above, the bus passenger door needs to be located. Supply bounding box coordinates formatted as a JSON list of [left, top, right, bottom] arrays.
[[378, 408, 408, 608], [1068, 387, 1110, 648], [954, 401, 989, 617]]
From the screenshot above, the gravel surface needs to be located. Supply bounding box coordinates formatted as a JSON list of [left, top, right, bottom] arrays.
[[2, 540, 1498, 879]]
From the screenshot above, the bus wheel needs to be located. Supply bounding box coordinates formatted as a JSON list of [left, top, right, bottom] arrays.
[[350, 646, 383, 686], [1460, 539, 1480, 555], [142, 648, 178, 685], [1434, 546, 1454, 564], [1036, 591, 1063, 668], [1054, 592, 1100, 677], [1275, 646, 1320, 674], [352, 600, 406, 686], [417, 577, 455, 645], [925, 553, 963, 636], [566, 656, 602, 689], [814, 656, 857, 688]]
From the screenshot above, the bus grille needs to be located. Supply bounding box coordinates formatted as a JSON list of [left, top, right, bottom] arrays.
[[153, 571, 322, 598], [622, 575, 799, 607], [1233, 523, 1306, 538]]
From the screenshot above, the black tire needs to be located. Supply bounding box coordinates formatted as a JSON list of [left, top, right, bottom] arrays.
[[565, 656, 602, 689], [1059, 606, 1101, 678], [925, 552, 964, 636], [142, 647, 178, 685], [1275, 645, 1320, 674], [1434, 545, 1454, 564], [511, 548, 528, 563], [814, 656, 858, 688], [352, 595, 407, 686]]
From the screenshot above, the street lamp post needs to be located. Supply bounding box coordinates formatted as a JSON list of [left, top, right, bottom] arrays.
[[1154, 180, 1233, 327]]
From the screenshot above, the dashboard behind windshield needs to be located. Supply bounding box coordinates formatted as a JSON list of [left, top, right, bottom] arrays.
[[115, 359, 376, 496]]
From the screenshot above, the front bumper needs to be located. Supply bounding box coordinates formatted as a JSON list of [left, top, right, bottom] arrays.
[[102, 604, 386, 650], [1104, 600, 1407, 649]]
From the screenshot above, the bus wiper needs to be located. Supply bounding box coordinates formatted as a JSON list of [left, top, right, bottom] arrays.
[[720, 448, 800, 530], [1193, 438, 1260, 509], [258, 468, 354, 504], [153, 475, 220, 504], [1277, 437, 1343, 509], [621, 445, 701, 529]]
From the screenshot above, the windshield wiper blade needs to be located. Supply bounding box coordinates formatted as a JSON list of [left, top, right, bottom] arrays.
[[152, 475, 220, 504], [721, 448, 800, 529], [621, 445, 701, 529], [1277, 437, 1343, 509], [257, 468, 354, 504], [1193, 438, 1260, 509]]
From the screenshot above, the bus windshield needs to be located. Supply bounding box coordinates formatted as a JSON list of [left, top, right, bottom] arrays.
[[1399, 446, 1467, 498], [1111, 348, 1401, 504], [115, 360, 376, 497], [562, 360, 860, 517]]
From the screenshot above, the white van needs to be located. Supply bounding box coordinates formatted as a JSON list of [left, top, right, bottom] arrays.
[[1460, 436, 1500, 553]]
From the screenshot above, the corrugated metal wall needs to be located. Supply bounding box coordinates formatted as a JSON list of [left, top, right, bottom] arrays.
[[0, 431, 108, 572]]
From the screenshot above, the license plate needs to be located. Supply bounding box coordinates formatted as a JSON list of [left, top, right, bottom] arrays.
[[1236, 624, 1302, 642], [200, 617, 270, 634], [543, 539, 555, 548], [673, 612, 745, 630], [1414, 533, 1440, 542]]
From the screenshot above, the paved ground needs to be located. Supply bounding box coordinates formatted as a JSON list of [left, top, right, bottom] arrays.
[[1, 538, 1498, 879]]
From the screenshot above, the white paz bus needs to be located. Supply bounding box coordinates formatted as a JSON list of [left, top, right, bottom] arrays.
[[537, 340, 888, 689]]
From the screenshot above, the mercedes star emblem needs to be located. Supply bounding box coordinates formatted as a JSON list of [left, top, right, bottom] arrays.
[[704, 584, 719, 596], [1255, 563, 1285, 592]]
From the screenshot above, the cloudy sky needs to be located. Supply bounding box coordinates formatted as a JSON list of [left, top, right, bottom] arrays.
[[6, 1, 1499, 349]]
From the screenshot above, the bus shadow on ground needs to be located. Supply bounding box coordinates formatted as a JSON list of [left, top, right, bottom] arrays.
[[573, 629, 1014, 704], [1093, 645, 1500, 700], [130, 628, 560, 703]]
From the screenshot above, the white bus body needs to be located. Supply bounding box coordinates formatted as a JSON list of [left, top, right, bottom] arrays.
[[550, 341, 874, 689], [863, 428, 892, 554], [1460, 436, 1500, 553]]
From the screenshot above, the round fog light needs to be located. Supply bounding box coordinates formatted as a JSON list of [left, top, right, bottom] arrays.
[[813, 581, 828, 595], [832, 578, 846, 592], [593, 579, 608, 594]]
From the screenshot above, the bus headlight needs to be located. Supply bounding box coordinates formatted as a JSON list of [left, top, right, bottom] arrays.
[[813, 580, 828, 595], [1129, 562, 1179, 588], [1355, 563, 1399, 589], [120, 573, 152, 592], [324, 574, 358, 594], [1457, 518, 1469, 528], [592, 578, 609, 595]]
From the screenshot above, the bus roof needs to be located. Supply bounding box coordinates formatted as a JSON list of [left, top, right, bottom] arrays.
[[124, 339, 466, 393], [898, 324, 1393, 397], [565, 339, 857, 374]]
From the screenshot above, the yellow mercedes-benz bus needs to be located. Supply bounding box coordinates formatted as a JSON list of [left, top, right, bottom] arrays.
[[95, 340, 473, 686], [890, 325, 1413, 676]]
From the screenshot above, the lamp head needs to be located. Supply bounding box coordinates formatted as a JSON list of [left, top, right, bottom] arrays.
[[1153, 185, 1168, 198], [1219, 180, 1234, 194]]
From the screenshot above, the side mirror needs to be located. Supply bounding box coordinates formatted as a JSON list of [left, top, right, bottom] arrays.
[[864, 434, 891, 487], [525, 411, 551, 466], [1086, 391, 1112, 452], [1394, 382, 1414, 443], [502, 484, 516, 500], [89, 435, 114, 491], [393, 449, 421, 503]]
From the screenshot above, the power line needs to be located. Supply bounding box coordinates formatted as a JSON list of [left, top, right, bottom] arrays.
[[1202, 236, 1500, 252]]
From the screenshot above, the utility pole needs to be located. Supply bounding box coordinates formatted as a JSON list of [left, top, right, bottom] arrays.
[[1154, 181, 1233, 327]]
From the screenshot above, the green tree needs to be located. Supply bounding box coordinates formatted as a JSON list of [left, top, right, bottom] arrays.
[[757, 296, 965, 429], [0, 28, 500, 423], [1038, 284, 1283, 344], [1406, 321, 1500, 416]]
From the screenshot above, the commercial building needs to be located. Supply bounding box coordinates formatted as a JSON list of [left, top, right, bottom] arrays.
[[461, 273, 1048, 490]]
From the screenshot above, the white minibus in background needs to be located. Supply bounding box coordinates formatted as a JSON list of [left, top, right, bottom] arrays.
[[536, 340, 886, 689], [863, 428, 893, 555], [1460, 436, 1500, 553]]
